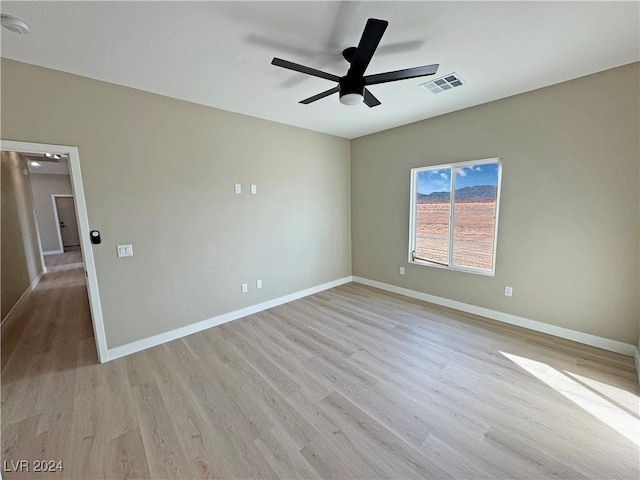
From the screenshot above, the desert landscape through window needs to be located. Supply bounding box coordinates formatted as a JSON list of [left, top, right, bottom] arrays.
[[414, 161, 499, 271]]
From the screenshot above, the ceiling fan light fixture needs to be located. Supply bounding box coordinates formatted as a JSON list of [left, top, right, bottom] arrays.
[[340, 93, 364, 106], [339, 75, 365, 106]]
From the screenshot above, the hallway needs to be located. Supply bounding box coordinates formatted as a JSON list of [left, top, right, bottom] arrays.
[[1, 265, 97, 477], [44, 247, 83, 272]]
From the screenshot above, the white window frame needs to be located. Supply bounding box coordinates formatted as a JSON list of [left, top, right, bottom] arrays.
[[408, 157, 503, 276]]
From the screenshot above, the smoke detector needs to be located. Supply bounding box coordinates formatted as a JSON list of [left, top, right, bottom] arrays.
[[1, 14, 30, 34]]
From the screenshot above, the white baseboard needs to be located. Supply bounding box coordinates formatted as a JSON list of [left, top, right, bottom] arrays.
[[1, 271, 44, 325], [634, 347, 640, 388], [107, 275, 354, 361], [352, 276, 636, 357], [106, 274, 637, 362], [43, 249, 63, 256], [30, 271, 44, 290]]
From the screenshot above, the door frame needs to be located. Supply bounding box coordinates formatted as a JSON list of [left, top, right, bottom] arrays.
[[1, 140, 108, 363], [51, 194, 77, 253]]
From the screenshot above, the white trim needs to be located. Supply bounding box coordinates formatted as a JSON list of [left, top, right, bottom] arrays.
[[29, 271, 42, 291], [51, 193, 74, 251], [1, 140, 108, 363], [43, 249, 64, 256], [31, 208, 47, 274], [448, 160, 457, 266], [352, 276, 636, 357], [634, 346, 640, 388], [1, 271, 43, 325], [108, 276, 353, 361]]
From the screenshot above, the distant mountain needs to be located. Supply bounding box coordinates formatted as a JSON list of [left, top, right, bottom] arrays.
[[417, 191, 450, 203], [418, 185, 496, 203]]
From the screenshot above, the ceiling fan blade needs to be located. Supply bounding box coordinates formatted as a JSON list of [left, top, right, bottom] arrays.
[[365, 64, 439, 85], [299, 86, 340, 104], [271, 58, 341, 82], [363, 89, 381, 108], [348, 18, 388, 78]]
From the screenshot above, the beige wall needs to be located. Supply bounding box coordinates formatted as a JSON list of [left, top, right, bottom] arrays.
[[29, 173, 73, 253], [352, 63, 639, 345], [1, 152, 43, 319], [1, 59, 351, 348], [2, 57, 637, 350]]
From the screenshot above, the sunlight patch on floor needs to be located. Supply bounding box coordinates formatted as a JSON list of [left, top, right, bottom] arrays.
[[500, 351, 640, 447], [563, 370, 640, 417]]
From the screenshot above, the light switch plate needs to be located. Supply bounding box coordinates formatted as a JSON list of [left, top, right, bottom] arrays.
[[117, 244, 133, 257], [256, 279, 262, 289], [251, 184, 257, 194]]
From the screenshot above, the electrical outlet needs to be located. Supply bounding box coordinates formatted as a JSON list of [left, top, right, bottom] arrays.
[[234, 184, 242, 194], [504, 286, 513, 297], [256, 279, 262, 289], [241, 283, 248, 293], [251, 184, 257, 194], [399, 267, 405, 275]]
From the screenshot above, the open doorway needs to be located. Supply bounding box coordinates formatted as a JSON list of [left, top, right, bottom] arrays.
[[49, 194, 83, 271], [24, 151, 83, 271], [1, 140, 108, 362], [54, 195, 81, 251]]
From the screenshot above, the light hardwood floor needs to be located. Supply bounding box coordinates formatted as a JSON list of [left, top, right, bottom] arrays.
[[44, 247, 83, 271], [2, 265, 638, 479]]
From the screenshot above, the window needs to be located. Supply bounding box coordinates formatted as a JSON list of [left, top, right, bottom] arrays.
[[409, 158, 502, 275]]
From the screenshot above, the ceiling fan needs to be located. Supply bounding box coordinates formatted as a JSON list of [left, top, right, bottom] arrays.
[[271, 18, 439, 107]]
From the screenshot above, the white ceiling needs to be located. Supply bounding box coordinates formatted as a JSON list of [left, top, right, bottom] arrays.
[[1, 1, 638, 139], [24, 153, 70, 175]]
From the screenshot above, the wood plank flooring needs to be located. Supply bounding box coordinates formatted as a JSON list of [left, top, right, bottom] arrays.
[[44, 247, 83, 271], [2, 265, 638, 479]]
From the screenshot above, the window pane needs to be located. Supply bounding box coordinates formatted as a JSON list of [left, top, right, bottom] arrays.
[[415, 169, 451, 265], [452, 162, 499, 270]]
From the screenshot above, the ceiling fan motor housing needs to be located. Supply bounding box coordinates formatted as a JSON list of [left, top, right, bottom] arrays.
[[339, 76, 365, 104]]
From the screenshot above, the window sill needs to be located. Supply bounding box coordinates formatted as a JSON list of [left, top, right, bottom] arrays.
[[408, 258, 495, 277]]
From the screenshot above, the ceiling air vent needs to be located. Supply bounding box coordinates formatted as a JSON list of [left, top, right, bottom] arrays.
[[421, 73, 465, 94]]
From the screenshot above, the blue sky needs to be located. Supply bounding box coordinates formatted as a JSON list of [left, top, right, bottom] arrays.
[[417, 162, 499, 194]]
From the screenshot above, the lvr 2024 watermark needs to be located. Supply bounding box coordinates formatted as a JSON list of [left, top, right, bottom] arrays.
[[3, 460, 64, 473]]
